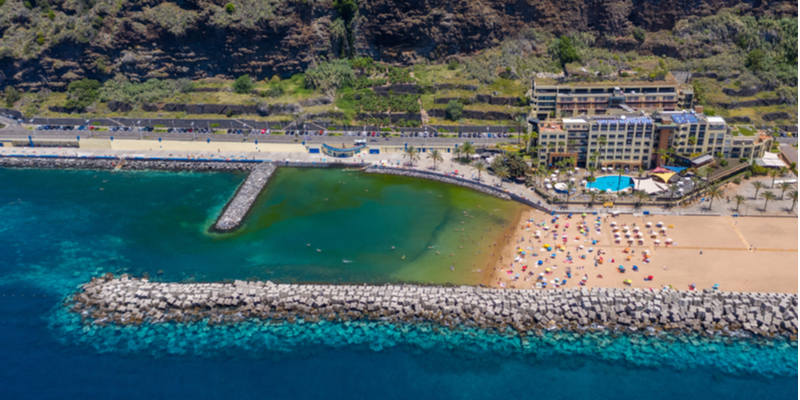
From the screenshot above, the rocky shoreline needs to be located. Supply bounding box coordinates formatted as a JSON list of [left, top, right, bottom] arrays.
[[0, 156, 259, 172], [214, 163, 277, 231], [365, 166, 511, 201], [72, 277, 798, 340]]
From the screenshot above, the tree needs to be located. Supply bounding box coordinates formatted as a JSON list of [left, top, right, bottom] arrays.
[[65, 79, 100, 111], [565, 181, 575, 203], [789, 190, 798, 212], [688, 136, 697, 147], [635, 190, 649, 207], [304, 60, 355, 95], [515, 114, 527, 145], [705, 184, 723, 210], [404, 146, 419, 167], [587, 165, 597, 178], [332, 0, 358, 21], [636, 168, 645, 191], [554, 36, 579, 66], [445, 100, 463, 121], [495, 165, 509, 187], [734, 195, 747, 213], [460, 142, 475, 160], [769, 169, 780, 188], [760, 191, 777, 211], [589, 191, 599, 207], [751, 181, 764, 200], [632, 27, 646, 42], [4, 86, 21, 107], [473, 161, 486, 182], [452, 146, 462, 162], [779, 182, 792, 199], [427, 149, 443, 170], [745, 49, 766, 72], [597, 137, 607, 166], [225, 2, 235, 14], [232, 75, 255, 94], [668, 184, 680, 207]]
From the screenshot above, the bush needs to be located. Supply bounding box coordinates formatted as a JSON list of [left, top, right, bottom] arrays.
[[743, 171, 752, 179], [445, 100, 463, 121], [304, 60, 355, 94], [632, 27, 646, 41], [447, 60, 459, 70], [553, 36, 579, 66], [225, 3, 235, 14], [745, 49, 765, 72], [47, 10, 55, 20], [65, 79, 101, 111], [99, 78, 186, 104], [233, 75, 254, 94], [732, 178, 741, 184], [4, 86, 21, 107], [263, 85, 284, 98]]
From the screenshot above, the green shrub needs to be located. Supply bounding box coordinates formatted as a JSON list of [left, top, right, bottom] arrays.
[[732, 177, 741, 184], [743, 171, 752, 179], [447, 60, 459, 70], [99, 78, 186, 104], [225, 3, 235, 14], [233, 74, 255, 94], [36, 35, 45, 45], [0, 0, 6, 7], [65, 79, 101, 111], [553, 36, 579, 66], [210, 123, 220, 128], [632, 27, 646, 41], [4, 86, 21, 107], [263, 85, 284, 98], [445, 100, 463, 121], [304, 60, 355, 94], [745, 49, 765, 72], [23, 1, 32, 9], [47, 10, 55, 20]]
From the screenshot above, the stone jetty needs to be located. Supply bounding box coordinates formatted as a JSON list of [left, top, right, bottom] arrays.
[[214, 163, 277, 231], [0, 156, 257, 172], [71, 276, 798, 339], [365, 166, 511, 200]]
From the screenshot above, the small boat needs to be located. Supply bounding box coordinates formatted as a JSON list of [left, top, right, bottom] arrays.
[[316, 249, 322, 252], [343, 260, 353, 264]]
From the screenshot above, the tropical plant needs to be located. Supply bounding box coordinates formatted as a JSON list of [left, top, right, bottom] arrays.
[[597, 137, 607, 165], [460, 142, 475, 160], [634, 190, 649, 207], [446, 100, 463, 121], [705, 184, 724, 209], [589, 191, 599, 206], [668, 184, 680, 207], [734, 195, 747, 212], [233, 75, 254, 94], [778, 182, 793, 199], [452, 146, 462, 161], [565, 181, 576, 203], [751, 181, 764, 200], [768, 169, 780, 188], [473, 161, 486, 182], [587, 166, 596, 177], [427, 149, 443, 170], [515, 114, 527, 145], [495, 165, 510, 187], [404, 146, 420, 167], [636, 168, 645, 191], [789, 190, 799, 212], [760, 190, 777, 211]]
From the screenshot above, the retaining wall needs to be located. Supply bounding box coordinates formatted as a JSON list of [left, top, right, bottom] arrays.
[[71, 276, 799, 339]]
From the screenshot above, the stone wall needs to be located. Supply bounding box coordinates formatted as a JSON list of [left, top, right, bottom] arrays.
[[71, 276, 799, 338], [0, 156, 258, 172]]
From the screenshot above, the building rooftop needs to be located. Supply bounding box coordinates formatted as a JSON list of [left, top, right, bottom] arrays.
[[534, 71, 678, 87]]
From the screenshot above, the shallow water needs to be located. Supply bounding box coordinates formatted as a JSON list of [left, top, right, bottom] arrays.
[[0, 167, 796, 399]]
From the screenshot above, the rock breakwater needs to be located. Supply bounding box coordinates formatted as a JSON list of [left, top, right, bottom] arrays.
[[213, 163, 277, 231], [0, 156, 258, 172], [365, 167, 511, 201], [72, 277, 798, 339]]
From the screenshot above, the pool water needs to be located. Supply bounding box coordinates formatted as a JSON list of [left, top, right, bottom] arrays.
[[586, 175, 634, 192]]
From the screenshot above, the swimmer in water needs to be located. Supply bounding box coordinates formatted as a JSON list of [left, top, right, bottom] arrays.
[[391, 246, 395, 250]]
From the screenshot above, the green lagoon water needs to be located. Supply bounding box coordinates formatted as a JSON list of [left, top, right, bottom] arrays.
[[1, 167, 521, 287]]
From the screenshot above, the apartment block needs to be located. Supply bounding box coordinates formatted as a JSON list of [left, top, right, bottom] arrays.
[[530, 74, 693, 121]]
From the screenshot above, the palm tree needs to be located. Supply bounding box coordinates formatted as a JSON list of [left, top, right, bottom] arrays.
[[634, 190, 649, 207], [404, 146, 420, 167], [597, 137, 607, 164], [687, 136, 697, 147], [668, 184, 680, 207], [656, 148, 667, 167], [564, 181, 576, 203], [760, 190, 777, 211], [589, 191, 599, 207], [567, 139, 576, 154], [515, 114, 527, 145], [779, 182, 793, 199], [705, 184, 724, 210], [636, 167, 645, 191], [789, 190, 798, 212], [751, 181, 764, 200], [587, 165, 597, 177], [452, 146, 462, 162], [473, 161, 486, 182], [495, 165, 509, 187], [491, 155, 505, 172], [461, 142, 476, 160], [734, 195, 747, 213], [557, 141, 566, 153], [427, 149, 443, 170], [769, 169, 779, 188]]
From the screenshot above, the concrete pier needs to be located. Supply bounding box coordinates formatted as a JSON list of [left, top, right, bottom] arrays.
[[213, 163, 277, 232], [72, 276, 798, 339]]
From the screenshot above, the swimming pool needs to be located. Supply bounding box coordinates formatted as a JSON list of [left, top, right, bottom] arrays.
[[586, 175, 634, 192]]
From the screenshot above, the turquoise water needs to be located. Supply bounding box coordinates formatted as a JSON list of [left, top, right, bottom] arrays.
[[0, 167, 796, 399], [587, 175, 635, 192]]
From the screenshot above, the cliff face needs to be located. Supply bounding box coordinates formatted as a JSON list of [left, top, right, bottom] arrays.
[[0, 0, 794, 89]]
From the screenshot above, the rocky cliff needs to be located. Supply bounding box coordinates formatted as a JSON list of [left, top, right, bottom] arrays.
[[0, 0, 795, 90]]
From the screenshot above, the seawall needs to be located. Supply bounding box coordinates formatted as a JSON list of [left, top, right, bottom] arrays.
[[0, 156, 258, 172], [364, 166, 512, 201], [72, 277, 798, 339], [213, 163, 277, 232]]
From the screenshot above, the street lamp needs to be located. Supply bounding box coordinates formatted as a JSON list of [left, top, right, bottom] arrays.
[[137, 120, 142, 140]]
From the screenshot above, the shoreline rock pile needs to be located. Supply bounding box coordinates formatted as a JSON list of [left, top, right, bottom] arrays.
[[214, 163, 277, 231], [72, 277, 798, 339], [0, 156, 258, 172], [365, 166, 511, 201]]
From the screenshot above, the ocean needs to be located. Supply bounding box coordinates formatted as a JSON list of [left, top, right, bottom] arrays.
[[0, 167, 796, 399]]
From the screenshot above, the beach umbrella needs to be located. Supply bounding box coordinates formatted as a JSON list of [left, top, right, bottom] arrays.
[[610, 221, 617, 226], [538, 260, 543, 265], [627, 239, 634, 243], [666, 238, 673, 243], [654, 240, 661, 244], [657, 221, 664, 227], [545, 268, 551, 273], [646, 222, 652, 227], [643, 250, 650, 255], [579, 245, 584, 249]]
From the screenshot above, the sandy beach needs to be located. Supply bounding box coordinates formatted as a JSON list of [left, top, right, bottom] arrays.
[[489, 211, 798, 293]]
